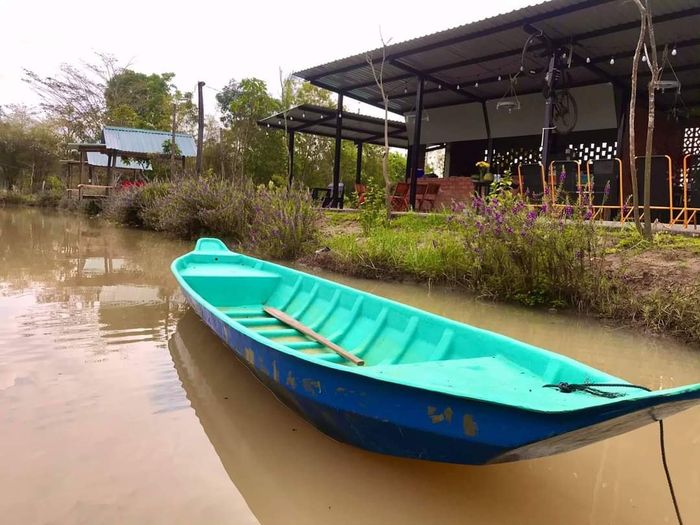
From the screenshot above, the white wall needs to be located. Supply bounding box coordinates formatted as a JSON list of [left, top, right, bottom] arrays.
[[404, 83, 618, 144]]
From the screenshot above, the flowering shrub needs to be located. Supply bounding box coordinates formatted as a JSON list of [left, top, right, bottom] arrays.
[[103, 182, 169, 228], [460, 182, 606, 306], [103, 176, 320, 260], [328, 172, 612, 308], [249, 182, 320, 259]]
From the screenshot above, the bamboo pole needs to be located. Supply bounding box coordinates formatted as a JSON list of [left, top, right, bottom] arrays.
[[263, 306, 364, 366]]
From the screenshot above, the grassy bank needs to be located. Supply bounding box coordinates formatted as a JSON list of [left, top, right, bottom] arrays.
[[33, 176, 700, 346], [306, 195, 700, 346]]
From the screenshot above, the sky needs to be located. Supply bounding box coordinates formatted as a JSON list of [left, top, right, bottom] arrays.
[[0, 0, 530, 119]]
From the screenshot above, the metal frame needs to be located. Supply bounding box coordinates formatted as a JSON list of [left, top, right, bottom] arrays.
[[585, 158, 625, 221], [621, 155, 674, 223], [517, 163, 547, 205], [549, 160, 582, 205]]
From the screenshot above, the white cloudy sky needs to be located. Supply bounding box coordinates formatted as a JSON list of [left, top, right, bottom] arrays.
[[0, 0, 529, 118]]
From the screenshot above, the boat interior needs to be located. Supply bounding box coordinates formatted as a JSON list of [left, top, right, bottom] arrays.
[[174, 240, 649, 410]]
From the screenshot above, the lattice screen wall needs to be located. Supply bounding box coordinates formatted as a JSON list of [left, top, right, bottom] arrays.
[[484, 147, 541, 170], [683, 127, 700, 155], [566, 141, 617, 161]]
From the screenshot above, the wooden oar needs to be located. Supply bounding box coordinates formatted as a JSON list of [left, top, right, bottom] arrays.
[[263, 306, 365, 366]]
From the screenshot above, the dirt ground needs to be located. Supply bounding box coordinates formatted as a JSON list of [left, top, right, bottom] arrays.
[[608, 248, 700, 294]]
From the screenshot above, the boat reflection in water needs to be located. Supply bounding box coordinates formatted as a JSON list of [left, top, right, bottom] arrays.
[[168, 311, 699, 525]]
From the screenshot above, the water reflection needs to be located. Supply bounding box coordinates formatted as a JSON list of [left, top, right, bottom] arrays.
[[0, 208, 256, 524], [170, 309, 700, 525]]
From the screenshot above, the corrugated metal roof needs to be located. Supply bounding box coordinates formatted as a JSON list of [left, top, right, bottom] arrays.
[[102, 126, 197, 157], [86, 152, 152, 170], [258, 104, 409, 148], [294, 0, 700, 114]]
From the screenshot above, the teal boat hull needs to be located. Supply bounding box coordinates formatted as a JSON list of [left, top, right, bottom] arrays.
[[171, 238, 700, 465]]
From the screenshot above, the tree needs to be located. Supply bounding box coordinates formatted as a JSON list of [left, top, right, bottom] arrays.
[[23, 53, 126, 142], [105, 70, 197, 134], [217, 78, 285, 182], [0, 107, 61, 191], [629, 0, 662, 240], [367, 29, 394, 215]]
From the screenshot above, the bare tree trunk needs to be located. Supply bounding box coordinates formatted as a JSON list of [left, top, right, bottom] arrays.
[[643, 7, 660, 240], [367, 29, 393, 218], [628, 9, 646, 235]]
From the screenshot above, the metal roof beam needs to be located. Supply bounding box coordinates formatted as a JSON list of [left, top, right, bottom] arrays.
[[389, 59, 482, 102], [302, 0, 615, 81], [327, 5, 700, 94]]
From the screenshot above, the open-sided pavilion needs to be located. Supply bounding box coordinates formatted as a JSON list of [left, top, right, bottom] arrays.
[[288, 0, 700, 221], [258, 104, 409, 206], [68, 126, 197, 187]]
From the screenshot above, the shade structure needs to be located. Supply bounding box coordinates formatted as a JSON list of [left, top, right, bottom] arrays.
[[258, 104, 409, 149], [294, 0, 700, 113], [86, 152, 151, 171]]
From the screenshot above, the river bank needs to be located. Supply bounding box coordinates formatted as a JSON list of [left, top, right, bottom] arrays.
[[5, 179, 700, 346], [305, 211, 700, 346]]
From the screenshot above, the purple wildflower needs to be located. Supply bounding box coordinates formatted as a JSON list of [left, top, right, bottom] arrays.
[[564, 204, 574, 218]]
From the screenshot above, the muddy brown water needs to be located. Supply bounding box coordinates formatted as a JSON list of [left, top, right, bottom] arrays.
[[1, 207, 698, 525]]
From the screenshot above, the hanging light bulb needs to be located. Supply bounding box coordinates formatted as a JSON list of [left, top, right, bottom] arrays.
[[671, 46, 678, 56], [456, 84, 461, 90], [586, 56, 591, 64], [474, 80, 479, 88], [404, 86, 408, 94], [498, 75, 502, 81], [438, 84, 442, 90], [302, 113, 305, 118], [642, 55, 647, 62], [609, 57, 615, 65]]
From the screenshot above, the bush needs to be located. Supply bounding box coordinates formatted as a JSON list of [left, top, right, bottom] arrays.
[[249, 182, 320, 259], [35, 190, 62, 208], [100, 176, 321, 260], [156, 177, 256, 240], [0, 190, 34, 206]]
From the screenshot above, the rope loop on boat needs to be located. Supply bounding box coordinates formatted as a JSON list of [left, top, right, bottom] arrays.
[[542, 381, 651, 398], [542, 381, 683, 525]]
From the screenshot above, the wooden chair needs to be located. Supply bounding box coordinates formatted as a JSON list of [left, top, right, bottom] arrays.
[[354, 183, 367, 207], [390, 182, 410, 211], [419, 182, 441, 212]]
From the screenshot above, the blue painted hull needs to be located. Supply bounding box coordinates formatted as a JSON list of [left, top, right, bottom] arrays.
[[181, 290, 700, 465]]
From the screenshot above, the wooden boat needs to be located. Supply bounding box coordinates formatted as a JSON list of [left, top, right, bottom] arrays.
[[171, 238, 700, 465]]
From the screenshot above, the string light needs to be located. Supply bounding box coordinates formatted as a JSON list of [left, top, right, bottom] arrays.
[[456, 84, 461, 90], [474, 80, 479, 88], [671, 46, 678, 56], [609, 57, 615, 65], [498, 75, 502, 81], [438, 84, 442, 90], [642, 55, 647, 62], [302, 113, 306, 118], [586, 57, 591, 64]]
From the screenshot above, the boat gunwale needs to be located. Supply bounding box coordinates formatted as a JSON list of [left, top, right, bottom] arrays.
[[171, 241, 700, 415]]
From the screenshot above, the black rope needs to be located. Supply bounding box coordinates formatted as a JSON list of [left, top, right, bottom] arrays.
[[543, 382, 683, 525]]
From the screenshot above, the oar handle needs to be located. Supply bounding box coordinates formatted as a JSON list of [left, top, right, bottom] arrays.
[[263, 306, 365, 366]]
